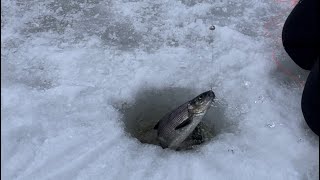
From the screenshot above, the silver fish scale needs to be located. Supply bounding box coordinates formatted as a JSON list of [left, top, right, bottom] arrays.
[[157, 102, 191, 146], [158, 102, 188, 131], [155, 90, 215, 149]]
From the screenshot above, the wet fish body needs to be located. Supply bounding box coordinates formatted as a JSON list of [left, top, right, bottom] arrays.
[[154, 90, 215, 149]]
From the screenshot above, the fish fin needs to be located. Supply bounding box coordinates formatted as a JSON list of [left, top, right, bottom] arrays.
[[153, 122, 160, 130], [175, 117, 193, 130]]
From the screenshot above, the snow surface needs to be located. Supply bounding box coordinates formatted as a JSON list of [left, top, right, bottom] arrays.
[[1, 0, 319, 179]]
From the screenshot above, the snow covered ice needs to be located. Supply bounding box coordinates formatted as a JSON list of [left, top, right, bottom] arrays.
[[1, 0, 319, 179]]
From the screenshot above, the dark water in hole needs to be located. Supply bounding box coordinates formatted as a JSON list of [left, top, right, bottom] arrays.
[[117, 87, 230, 149]]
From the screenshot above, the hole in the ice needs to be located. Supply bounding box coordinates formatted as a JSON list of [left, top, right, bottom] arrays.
[[116, 87, 231, 150]]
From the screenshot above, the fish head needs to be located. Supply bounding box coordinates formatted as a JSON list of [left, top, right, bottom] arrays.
[[188, 90, 215, 114]]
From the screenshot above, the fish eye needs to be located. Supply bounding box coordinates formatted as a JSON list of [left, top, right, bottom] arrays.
[[198, 94, 204, 100]]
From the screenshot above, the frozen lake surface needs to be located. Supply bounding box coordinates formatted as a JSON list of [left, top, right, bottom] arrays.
[[1, 0, 319, 179]]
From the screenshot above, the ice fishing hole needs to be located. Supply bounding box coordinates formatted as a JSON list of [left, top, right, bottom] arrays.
[[117, 87, 232, 150]]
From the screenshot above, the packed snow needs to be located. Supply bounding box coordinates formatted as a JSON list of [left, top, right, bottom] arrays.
[[1, 0, 319, 180]]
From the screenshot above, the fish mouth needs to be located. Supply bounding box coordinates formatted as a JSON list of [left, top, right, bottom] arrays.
[[204, 90, 215, 104], [206, 91, 215, 107], [205, 90, 215, 99]]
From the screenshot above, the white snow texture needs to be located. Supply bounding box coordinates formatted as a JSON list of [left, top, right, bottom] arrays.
[[1, 0, 319, 180]]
